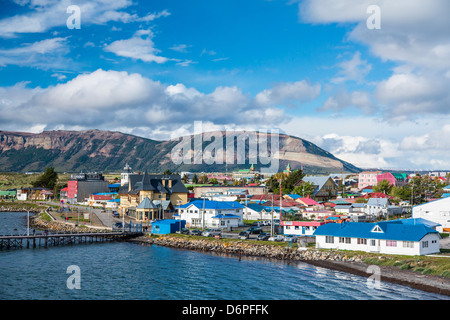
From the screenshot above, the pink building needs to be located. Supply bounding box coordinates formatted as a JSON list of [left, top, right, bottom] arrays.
[[377, 172, 408, 187], [358, 171, 382, 189]]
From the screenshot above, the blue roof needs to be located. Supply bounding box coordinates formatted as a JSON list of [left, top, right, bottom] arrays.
[[136, 197, 157, 209], [313, 220, 439, 241], [180, 200, 244, 210], [442, 193, 450, 198], [245, 203, 266, 212], [286, 194, 301, 199]]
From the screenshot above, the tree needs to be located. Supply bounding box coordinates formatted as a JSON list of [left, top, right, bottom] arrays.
[[32, 167, 58, 190], [292, 181, 315, 197], [198, 174, 208, 184], [192, 174, 198, 184], [373, 179, 393, 194], [163, 169, 172, 175]]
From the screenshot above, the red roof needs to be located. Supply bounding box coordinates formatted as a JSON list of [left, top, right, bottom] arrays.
[[364, 192, 393, 199], [297, 197, 319, 206], [61, 187, 68, 192]]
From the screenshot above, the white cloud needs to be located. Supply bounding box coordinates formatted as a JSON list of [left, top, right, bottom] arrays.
[[169, 44, 191, 53], [318, 90, 375, 114], [0, 37, 68, 67], [298, 0, 450, 121], [255, 80, 321, 107], [331, 51, 372, 84], [0, 1, 170, 38], [0, 69, 294, 138], [104, 29, 169, 63]]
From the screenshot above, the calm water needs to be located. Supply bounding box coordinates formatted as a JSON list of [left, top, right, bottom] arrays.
[[0, 212, 448, 300]]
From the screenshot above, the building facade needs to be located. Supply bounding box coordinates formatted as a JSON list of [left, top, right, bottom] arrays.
[[413, 197, 450, 232], [118, 171, 189, 220], [314, 220, 440, 256], [177, 200, 244, 229]]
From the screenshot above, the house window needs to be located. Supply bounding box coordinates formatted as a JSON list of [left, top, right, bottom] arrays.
[[403, 241, 414, 248], [370, 240, 376, 246], [357, 238, 367, 245], [325, 236, 334, 243], [386, 240, 397, 247], [339, 237, 345, 243], [345, 237, 351, 244], [422, 241, 429, 248]]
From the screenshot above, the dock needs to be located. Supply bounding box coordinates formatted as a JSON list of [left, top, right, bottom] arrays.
[[0, 231, 143, 250]]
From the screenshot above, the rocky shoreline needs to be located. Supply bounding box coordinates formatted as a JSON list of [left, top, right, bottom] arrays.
[[131, 235, 450, 297]]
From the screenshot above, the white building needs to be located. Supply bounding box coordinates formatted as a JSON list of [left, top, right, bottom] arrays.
[[177, 200, 244, 229], [314, 219, 440, 256], [243, 203, 280, 221], [413, 197, 450, 232], [365, 198, 403, 218]]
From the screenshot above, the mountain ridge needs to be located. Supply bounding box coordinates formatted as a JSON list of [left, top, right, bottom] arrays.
[[0, 129, 360, 174]]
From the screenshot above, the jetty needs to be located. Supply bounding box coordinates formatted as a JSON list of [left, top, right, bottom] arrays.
[[0, 231, 143, 250]]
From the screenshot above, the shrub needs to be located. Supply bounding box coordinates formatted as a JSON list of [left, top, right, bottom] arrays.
[[421, 268, 433, 275]]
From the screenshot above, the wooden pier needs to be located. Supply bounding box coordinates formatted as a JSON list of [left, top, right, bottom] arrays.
[[0, 231, 143, 250]]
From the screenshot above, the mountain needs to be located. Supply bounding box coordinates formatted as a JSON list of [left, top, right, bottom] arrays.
[[0, 129, 360, 174]]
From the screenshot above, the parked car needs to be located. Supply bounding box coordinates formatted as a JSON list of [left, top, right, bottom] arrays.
[[190, 229, 203, 236], [112, 211, 120, 218], [179, 228, 190, 235], [247, 227, 263, 234], [239, 231, 250, 240], [283, 234, 298, 243], [257, 232, 270, 241], [202, 229, 222, 237], [268, 235, 284, 242]]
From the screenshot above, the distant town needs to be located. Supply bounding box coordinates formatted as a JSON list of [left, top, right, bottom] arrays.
[[1, 162, 449, 257]]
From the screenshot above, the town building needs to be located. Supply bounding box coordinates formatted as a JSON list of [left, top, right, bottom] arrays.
[[412, 197, 450, 232], [365, 197, 403, 218], [151, 219, 186, 235], [193, 185, 266, 198], [282, 220, 329, 237], [358, 171, 382, 189], [118, 171, 189, 220], [296, 176, 338, 201], [376, 172, 408, 187], [177, 199, 244, 229], [314, 219, 440, 256], [67, 173, 110, 204], [243, 203, 280, 221]]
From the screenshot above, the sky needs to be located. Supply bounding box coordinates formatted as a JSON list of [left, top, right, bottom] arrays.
[[0, 0, 450, 171]]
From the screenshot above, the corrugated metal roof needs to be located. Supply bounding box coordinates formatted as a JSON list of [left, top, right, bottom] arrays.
[[313, 220, 438, 241]]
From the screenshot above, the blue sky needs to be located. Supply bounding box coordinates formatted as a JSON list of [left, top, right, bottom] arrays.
[[1, 0, 450, 170]]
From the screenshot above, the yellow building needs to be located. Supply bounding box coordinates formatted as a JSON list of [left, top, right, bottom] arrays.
[[118, 170, 189, 221]]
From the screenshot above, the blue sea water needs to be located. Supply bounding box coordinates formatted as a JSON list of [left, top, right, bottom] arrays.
[[0, 212, 448, 300]]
